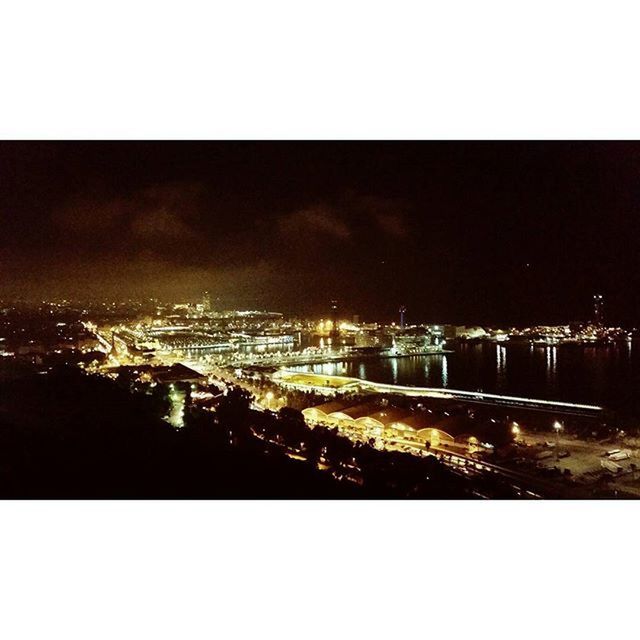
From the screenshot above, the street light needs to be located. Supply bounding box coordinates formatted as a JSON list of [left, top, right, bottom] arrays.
[[553, 420, 563, 460], [512, 422, 520, 441]]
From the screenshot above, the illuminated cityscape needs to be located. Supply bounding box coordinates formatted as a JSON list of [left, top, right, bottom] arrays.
[[3, 142, 640, 499], [5, 7, 637, 639]]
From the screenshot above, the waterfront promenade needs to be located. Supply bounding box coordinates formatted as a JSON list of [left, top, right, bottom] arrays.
[[273, 370, 603, 416]]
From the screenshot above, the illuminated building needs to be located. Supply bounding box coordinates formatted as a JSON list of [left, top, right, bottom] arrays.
[[593, 294, 604, 325], [202, 291, 211, 314]]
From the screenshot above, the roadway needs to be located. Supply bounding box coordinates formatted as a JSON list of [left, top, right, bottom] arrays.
[[385, 437, 589, 498]]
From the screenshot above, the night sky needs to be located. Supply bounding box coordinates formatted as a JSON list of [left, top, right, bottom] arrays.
[[2, 141, 640, 325]]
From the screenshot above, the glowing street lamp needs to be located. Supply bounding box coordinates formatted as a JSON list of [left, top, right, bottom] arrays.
[[511, 422, 520, 440], [554, 420, 563, 459]]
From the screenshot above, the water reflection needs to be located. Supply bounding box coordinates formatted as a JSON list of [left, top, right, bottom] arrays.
[[496, 344, 506, 389], [289, 341, 640, 414], [545, 345, 557, 389]]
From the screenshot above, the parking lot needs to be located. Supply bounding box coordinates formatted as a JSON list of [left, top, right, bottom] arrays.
[[505, 432, 639, 488]]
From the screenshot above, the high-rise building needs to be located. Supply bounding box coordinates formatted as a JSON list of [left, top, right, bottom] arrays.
[[202, 291, 211, 313], [399, 305, 406, 329], [593, 294, 604, 325]]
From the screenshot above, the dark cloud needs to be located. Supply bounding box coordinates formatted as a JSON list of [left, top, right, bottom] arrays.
[[278, 205, 351, 241], [55, 197, 124, 233], [3, 141, 640, 323], [130, 208, 196, 242], [374, 211, 408, 238], [54, 182, 205, 246]]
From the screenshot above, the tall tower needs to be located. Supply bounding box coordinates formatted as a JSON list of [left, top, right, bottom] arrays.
[[593, 294, 604, 326], [330, 299, 339, 341], [399, 305, 406, 329]]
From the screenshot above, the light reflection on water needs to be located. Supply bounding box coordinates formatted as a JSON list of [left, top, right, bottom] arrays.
[[391, 356, 398, 384], [545, 345, 557, 390], [290, 341, 640, 415], [496, 344, 506, 390], [441, 355, 448, 387]]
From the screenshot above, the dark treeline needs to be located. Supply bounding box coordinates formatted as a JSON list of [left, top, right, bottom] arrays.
[[0, 366, 522, 498]]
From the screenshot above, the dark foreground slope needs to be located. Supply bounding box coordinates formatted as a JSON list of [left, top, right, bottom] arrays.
[[0, 367, 362, 498], [0, 366, 476, 498]]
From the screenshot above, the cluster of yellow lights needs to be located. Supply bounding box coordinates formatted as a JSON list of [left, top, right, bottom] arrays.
[[316, 320, 358, 333], [317, 320, 334, 332]]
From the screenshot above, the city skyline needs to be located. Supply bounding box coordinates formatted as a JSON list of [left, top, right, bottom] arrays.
[[0, 291, 616, 330]]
